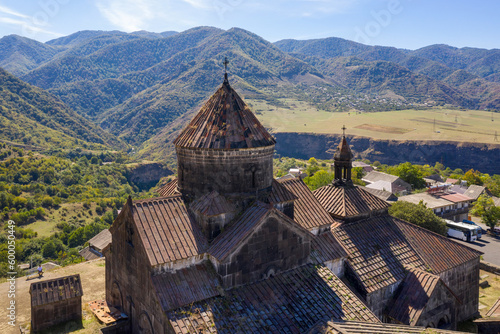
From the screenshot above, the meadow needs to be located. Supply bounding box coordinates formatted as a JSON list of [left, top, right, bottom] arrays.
[[249, 99, 500, 144]]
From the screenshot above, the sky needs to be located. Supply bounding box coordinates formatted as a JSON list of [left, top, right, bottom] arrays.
[[0, 0, 499, 50]]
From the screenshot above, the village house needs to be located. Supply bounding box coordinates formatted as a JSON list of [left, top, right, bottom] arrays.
[[361, 170, 412, 195], [79, 228, 111, 261], [104, 73, 480, 333], [399, 187, 473, 222]]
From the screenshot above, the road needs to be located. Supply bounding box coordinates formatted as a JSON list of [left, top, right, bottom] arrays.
[[447, 219, 500, 266]]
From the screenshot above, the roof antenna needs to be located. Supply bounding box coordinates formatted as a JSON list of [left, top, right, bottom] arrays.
[[223, 57, 229, 83]]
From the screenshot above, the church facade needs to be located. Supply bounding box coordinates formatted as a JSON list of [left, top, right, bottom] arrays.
[[104, 73, 480, 333]]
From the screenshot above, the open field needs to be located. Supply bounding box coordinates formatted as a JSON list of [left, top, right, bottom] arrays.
[[249, 99, 500, 144], [22, 203, 108, 238], [0, 259, 106, 334]]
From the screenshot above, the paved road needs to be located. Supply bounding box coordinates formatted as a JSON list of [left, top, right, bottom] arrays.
[[447, 219, 500, 266]]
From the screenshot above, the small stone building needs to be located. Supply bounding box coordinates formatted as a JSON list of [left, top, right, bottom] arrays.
[[104, 73, 479, 333], [30, 274, 83, 332]]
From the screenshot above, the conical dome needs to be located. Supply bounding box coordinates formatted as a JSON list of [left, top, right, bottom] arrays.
[[174, 80, 275, 149], [175, 76, 275, 202], [334, 136, 353, 161]]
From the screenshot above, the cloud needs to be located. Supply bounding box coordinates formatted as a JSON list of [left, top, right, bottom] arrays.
[[96, 0, 155, 32], [0, 4, 29, 18], [0, 16, 63, 37], [181, 0, 213, 10]]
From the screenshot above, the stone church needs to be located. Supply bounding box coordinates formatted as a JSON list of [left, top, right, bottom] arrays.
[[104, 72, 480, 333]]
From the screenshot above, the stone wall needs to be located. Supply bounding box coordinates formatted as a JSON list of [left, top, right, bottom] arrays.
[[176, 145, 274, 201], [31, 296, 82, 332], [366, 282, 400, 320], [105, 207, 167, 334], [439, 258, 480, 322], [214, 213, 311, 288], [415, 283, 456, 330]]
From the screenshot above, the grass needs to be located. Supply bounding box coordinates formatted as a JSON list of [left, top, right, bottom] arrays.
[[23, 202, 107, 238], [250, 98, 500, 144], [479, 269, 500, 316]]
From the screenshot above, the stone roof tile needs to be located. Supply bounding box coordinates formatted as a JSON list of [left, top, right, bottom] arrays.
[[174, 80, 275, 149], [167, 264, 379, 333], [131, 195, 208, 266]]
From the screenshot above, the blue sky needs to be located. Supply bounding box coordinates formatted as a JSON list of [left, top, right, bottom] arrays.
[[0, 0, 499, 50]]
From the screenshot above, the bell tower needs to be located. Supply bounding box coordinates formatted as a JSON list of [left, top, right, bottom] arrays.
[[333, 125, 354, 185]]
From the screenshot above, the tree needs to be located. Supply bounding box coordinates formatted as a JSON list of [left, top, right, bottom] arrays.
[[389, 201, 447, 236], [303, 170, 334, 190], [463, 169, 483, 186], [470, 194, 500, 230], [42, 240, 57, 259], [306, 157, 320, 176], [392, 162, 425, 190]]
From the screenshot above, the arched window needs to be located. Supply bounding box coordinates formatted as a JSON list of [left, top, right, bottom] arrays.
[[138, 312, 153, 334]]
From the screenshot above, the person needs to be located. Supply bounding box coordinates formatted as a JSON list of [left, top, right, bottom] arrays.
[[37, 264, 43, 277]]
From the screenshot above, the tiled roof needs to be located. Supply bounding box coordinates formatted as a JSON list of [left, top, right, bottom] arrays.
[[173, 79, 276, 149], [366, 180, 407, 194], [446, 178, 459, 184], [332, 216, 427, 293], [132, 195, 208, 266], [30, 274, 83, 307], [362, 171, 400, 184], [279, 177, 340, 230], [440, 193, 473, 203], [388, 268, 448, 326], [449, 185, 467, 194], [393, 218, 482, 274], [463, 185, 487, 201], [78, 246, 102, 261], [318, 320, 465, 334], [398, 192, 452, 209], [208, 202, 270, 261], [88, 229, 111, 251], [359, 186, 397, 201], [492, 196, 500, 207], [167, 264, 379, 333], [266, 179, 298, 204], [152, 262, 221, 312], [190, 191, 235, 217], [208, 202, 309, 262], [314, 184, 390, 219], [157, 178, 179, 197], [312, 230, 347, 262]]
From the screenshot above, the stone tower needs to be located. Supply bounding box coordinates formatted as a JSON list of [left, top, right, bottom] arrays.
[[174, 74, 276, 202], [333, 126, 354, 184]]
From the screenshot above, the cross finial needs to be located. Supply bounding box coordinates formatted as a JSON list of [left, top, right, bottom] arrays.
[[342, 125, 346, 137], [223, 57, 229, 83]]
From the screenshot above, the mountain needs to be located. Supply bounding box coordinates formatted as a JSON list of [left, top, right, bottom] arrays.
[[275, 37, 500, 109], [1, 27, 500, 158], [0, 35, 61, 76], [0, 67, 125, 150]]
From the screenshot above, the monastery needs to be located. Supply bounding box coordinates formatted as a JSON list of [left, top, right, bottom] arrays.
[[104, 71, 481, 333]]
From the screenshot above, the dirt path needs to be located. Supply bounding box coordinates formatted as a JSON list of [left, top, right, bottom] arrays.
[[0, 259, 106, 334]]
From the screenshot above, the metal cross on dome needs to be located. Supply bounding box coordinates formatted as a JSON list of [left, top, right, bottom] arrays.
[[342, 125, 347, 136], [223, 57, 229, 74]]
